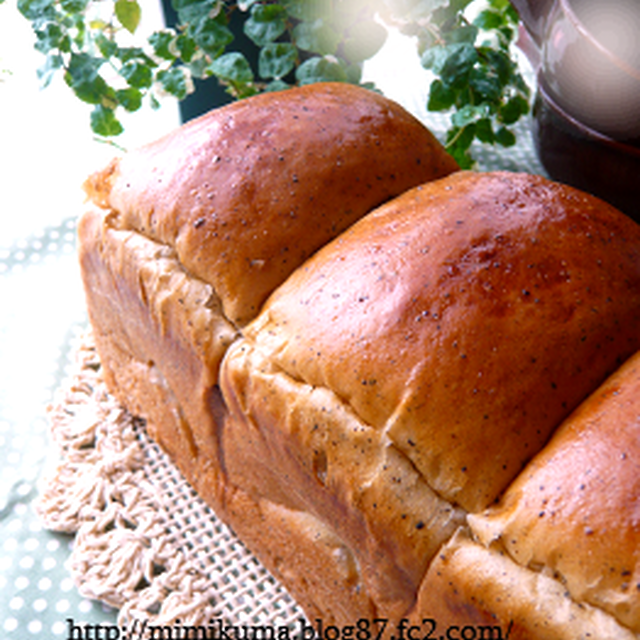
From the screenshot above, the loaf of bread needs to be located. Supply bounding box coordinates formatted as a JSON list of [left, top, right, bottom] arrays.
[[78, 83, 640, 638]]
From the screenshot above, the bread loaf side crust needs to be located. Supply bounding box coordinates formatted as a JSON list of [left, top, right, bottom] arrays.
[[469, 349, 640, 633], [220, 342, 466, 620]]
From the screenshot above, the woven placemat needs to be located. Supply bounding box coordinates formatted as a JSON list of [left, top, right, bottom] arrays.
[[36, 332, 306, 637]]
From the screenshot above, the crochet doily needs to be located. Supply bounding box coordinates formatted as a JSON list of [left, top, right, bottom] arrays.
[[36, 333, 305, 635]]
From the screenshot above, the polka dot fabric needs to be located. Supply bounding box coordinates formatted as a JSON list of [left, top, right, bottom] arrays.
[[0, 217, 119, 635]]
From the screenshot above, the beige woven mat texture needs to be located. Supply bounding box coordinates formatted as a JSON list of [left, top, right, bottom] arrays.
[[36, 333, 306, 636]]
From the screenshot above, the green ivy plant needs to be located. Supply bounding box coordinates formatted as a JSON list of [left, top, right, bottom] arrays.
[[16, 0, 530, 167]]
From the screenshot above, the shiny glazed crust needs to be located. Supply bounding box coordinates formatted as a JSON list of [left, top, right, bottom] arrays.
[[78, 85, 640, 636]]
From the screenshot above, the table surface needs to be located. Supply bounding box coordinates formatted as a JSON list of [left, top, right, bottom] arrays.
[[0, 16, 546, 637]]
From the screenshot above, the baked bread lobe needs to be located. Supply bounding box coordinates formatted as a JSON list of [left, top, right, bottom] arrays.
[[83, 81, 458, 326], [223, 170, 640, 505], [415, 349, 640, 639], [220, 170, 640, 626], [467, 349, 640, 634]]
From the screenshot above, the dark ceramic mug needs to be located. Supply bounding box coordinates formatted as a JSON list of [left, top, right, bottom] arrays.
[[511, 0, 640, 220], [513, 0, 640, 141], [532, 76, 640, 221], [540, 0, 640, 141]]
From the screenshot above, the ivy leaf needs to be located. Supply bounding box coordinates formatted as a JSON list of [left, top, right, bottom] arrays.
[[156, 67, 190, 99], [173, 0, 219, 25], [259, 42, 297, 80], [445, 124, 476, 169], [439, 43, 478, 89], [295, 56, 347, 84], [176, 33, 197, 62], [210, 52, 254, 84], [341, 19, 387, 63], [95, 33, 119, 58], [65, 53, 110, 104], [116, 46, 150, 63], [475, 117, 495, 143], [120, 60, 153, 88], [148, 31, 177, 61], [91, 104, 124, 136], [115, 0, 141, 34], [499, 94, 529, 124], [422, 42, 479, 91], [451, 103, 489, 128], [469, 67, 502, 103], [495, 126, 516, 147], [34, 23, 69, 54], [17, 0, 55, 22], [60, 0, 89, 11], [244, 3, 287, 46], [473, 9, 503, 31], [116, 87, 143, 111], [282, 0, 330, 21], [264, 79, 290, 92], [293, 20, 340, 56], [427, 78, 456, 111], [478, 46, 513, 84], [190, 17, 234, 57], [344, 61, 364, 85], [487, 0, 512, 9], [444, 24, 478, 44]]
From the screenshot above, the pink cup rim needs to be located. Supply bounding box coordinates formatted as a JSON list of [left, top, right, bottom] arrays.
[[559, 0, 640, 81]]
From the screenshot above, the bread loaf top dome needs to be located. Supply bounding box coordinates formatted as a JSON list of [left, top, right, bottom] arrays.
[[83, 82, 458, 326]]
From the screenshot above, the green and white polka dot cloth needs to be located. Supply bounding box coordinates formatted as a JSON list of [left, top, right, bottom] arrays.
[[0, 218, 119, 637]]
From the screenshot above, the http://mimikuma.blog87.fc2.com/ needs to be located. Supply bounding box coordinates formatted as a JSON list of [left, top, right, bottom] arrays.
[[64, 616, 513, 640]]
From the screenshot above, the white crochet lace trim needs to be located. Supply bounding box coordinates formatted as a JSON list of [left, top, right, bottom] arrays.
[[36, 334, 304, 634]]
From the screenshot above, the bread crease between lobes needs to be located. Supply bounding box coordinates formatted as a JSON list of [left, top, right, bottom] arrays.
[[77, 83, 640, 635]]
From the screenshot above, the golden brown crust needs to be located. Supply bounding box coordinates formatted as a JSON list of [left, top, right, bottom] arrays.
[[469, 349, 640, 633], [84, 82, 458, 326]]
